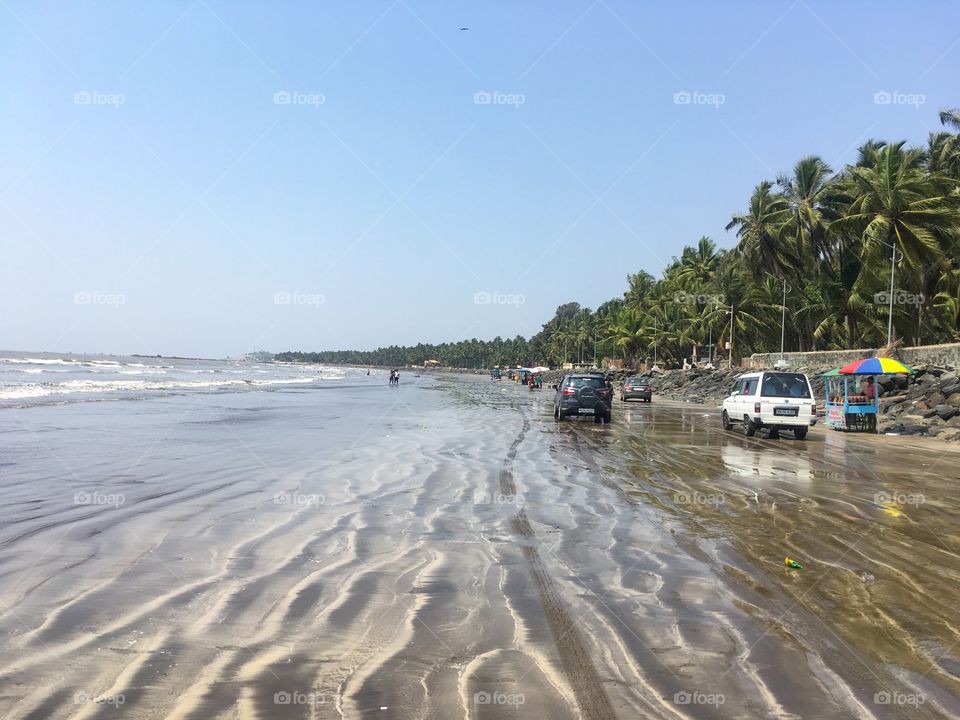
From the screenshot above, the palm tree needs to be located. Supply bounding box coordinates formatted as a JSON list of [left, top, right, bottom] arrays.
[[675, 236, 724, 287], [830, 141, 960, 344], [833, 142, 959, 284], [725, 181, 793, 281], [929, 109, 960, 179], [778, 156, 837, 267]]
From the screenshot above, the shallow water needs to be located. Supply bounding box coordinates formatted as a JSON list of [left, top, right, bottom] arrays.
[[0, 372, 957, 718]]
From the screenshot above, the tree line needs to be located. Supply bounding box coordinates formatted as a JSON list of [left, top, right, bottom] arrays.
[[278, 109, 960, 369]]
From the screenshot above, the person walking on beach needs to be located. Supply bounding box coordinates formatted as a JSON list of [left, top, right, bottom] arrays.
[[389, 369, 396, 385], [394, 369, 400, 385]]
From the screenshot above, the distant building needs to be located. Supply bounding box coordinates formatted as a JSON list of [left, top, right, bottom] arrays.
[[243, 350, 275, 362]]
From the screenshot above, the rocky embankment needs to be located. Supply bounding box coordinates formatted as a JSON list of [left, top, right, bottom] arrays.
[[650, 365, 960, 441]]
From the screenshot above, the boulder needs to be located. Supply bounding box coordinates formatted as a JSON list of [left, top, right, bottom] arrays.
[[936, 428, 960, 442], [921, 407, 939, 419], [935, 404, 959, 421], [948, 393, 960, 406], [940, 382, 960, 397]]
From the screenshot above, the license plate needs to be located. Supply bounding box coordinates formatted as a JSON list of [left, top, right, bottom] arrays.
[[774, 407, 798, 417], [578, 408, 595, 414]]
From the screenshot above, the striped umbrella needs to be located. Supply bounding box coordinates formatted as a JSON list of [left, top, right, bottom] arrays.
[[838, 357, 914, 375]]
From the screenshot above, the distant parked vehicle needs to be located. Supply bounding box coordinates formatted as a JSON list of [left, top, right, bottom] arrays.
[[621, 375, 652, 402], [721, 371, 817, 439], [554, 373, 612, 423]]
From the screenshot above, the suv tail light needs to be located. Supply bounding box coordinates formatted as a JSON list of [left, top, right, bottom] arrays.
[[562, 387, 577, 395], [624, 385, 632, 390], [754, 402, 761, 414], [599, 390, 610, 398], [811, 404, 817, 416]]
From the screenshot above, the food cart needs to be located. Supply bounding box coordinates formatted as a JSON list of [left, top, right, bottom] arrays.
[[823, 358, 913, 433]]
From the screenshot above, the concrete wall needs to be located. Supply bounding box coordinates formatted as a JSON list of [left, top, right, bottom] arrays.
[[748, 342, 960, 370]]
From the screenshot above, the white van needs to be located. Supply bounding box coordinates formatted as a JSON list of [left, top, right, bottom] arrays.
[[721, 371, 817, 439]]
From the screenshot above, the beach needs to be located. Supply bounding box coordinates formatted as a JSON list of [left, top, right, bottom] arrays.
[[1, 360, 958, 718]]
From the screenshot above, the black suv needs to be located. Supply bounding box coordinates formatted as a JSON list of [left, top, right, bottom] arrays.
[[554, 373, 613, 423]]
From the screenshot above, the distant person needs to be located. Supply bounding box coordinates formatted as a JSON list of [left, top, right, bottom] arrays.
[[389, 369, 395, 385], [394, 370, 400, 385], [863, 376, 876, 401]]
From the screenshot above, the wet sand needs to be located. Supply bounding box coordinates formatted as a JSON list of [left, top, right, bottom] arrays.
[[0, 374, 958, 718]]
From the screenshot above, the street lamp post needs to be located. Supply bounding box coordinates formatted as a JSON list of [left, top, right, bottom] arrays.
[[653, 317, 658, 369], [727, 305, 735, 369], [887, 242, 898, 347], [778, 278, 791, 366]]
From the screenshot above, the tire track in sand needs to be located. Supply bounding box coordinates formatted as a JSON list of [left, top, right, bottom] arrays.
[[502, 412, 616, 720]]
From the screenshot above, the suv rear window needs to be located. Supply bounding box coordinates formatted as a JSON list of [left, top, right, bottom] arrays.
[[761, 373, 810, 398], [567, 377, 607, 389]]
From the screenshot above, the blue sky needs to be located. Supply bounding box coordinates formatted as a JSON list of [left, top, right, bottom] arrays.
[[1, 1, 957, 357]]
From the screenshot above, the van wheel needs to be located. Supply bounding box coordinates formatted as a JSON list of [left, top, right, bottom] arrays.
[[555, 407, 563, 421], [722, 410, 732, 430], [794, 426, 808, 440], [742, 416, 756, 437]]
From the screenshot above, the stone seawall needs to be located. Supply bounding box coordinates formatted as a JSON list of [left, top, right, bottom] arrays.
[[749, 343, 960, 371]]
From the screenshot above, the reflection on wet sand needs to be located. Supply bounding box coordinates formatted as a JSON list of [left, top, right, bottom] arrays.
[[0, 377, 956, 718]]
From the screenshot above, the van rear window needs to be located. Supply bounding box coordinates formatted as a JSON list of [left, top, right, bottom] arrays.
[[761, 373, 810, 398]]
